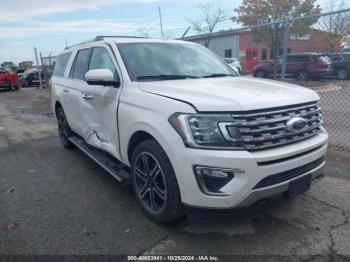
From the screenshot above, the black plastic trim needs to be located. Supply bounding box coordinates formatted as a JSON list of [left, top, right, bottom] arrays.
[[257, 145, 324, 166], [254, 156, 324, 189]]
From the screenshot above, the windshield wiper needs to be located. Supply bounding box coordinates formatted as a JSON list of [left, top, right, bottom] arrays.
[[137, 74, 200, 81], [202, 73, 236, 78]]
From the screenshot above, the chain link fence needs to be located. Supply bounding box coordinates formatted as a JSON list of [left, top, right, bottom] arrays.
[[184, 8, 350, 151]]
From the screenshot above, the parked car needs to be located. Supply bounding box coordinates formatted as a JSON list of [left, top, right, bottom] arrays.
[[253, 53, 331, 81], [51, 37, 328, 224], [340, 47, 350, 53], [223, 57, 242, 74], [0, 68, 20, 90], [21, 68, 44, 87], [324, 53, 350, 80]]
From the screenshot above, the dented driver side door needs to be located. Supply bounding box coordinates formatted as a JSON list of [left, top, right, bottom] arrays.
[[78, 45, 121, 159]]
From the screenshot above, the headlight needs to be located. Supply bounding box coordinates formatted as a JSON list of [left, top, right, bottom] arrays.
[[168, 113, 244, 149]]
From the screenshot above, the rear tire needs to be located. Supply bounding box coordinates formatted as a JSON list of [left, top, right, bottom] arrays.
[[56, 106, 74, 149], [25, 79, 30, 87], [131, 139, 184, 224], [296, 71, 310, 81], [7, 82, 13, 91], [255, 70, 266, 78]]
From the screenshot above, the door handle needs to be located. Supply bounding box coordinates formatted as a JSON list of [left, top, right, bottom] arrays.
[[82, 94, 94, 100], [63, 89, 69, 93]]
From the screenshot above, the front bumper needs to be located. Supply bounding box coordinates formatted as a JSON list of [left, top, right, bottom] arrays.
[[170, 129, 328, 209], [235, 163, 323, 207]]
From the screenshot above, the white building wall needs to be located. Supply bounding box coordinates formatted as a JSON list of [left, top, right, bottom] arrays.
[[188, 34, 240, 59]]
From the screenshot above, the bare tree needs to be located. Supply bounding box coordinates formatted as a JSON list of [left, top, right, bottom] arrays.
[[189, 2, 226, 47], [319, 1, 350, 52], [139, 27, 152, 38]]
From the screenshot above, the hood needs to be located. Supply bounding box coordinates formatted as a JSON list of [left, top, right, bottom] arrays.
[[138, 76, 319, 112]]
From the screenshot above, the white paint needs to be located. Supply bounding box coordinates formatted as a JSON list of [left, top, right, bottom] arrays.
[[51, 38, 329, 209]]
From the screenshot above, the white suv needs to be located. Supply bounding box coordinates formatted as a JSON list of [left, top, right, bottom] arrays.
[[51, 36, 328, 224]]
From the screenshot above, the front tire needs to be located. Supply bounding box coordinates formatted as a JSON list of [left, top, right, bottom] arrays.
[[255, 70, 266, 78], [131, 139, 184, 224], [56, 106, 73, 149]]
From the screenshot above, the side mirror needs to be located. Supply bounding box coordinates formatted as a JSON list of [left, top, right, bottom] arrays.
[[85, 69, 120, 88]]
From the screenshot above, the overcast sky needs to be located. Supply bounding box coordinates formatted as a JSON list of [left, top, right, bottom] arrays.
[[0, 0, 346, 64], [0, 0, 239, 64]]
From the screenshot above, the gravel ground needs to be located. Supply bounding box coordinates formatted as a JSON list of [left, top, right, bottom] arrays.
[[0, 87, 349, 261]]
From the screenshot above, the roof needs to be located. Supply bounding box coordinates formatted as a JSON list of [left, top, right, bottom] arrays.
[[64, 35, 191, 51], [287, 52, 323, 56], [183, 29, 239, 41]]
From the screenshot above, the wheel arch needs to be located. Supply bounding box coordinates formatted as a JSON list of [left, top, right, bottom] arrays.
[[54, 100, 63, 115], [127, 130, 157, 165]]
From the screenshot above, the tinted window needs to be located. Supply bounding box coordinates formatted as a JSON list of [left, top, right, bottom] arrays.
[[89, 47, 117, 78], [341, 54, 350, 60], [53, 52, 71, 77], [326, 54, 342, 61], [288, 55, 311, 63], [287, 56, 296, 62], [71, 49, 91, 80]]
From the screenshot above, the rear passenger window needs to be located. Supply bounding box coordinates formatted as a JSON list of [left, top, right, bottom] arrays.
[[71, 48, 91, 80], [53, 52, 71, 77], [287, 56, 296, 63], [342, 54, 350, 61], [89, 47, 118, 78]]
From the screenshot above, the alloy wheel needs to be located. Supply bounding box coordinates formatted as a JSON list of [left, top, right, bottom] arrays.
[[134, 152, 167, 214]]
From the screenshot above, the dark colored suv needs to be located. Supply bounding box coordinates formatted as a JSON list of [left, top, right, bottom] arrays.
[[341, 47, 350, 53], [253, 53, 331, 81], [324, 53, 350, 80]]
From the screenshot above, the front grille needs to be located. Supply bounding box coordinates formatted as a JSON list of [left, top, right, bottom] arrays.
[[253, 156, 324, 189], [225, 101, 322, 151]]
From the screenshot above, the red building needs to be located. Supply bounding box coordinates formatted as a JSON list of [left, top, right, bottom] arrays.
[[239, 29, 338, 73]]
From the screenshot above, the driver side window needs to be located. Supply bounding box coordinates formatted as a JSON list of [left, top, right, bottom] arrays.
[[89, 47, 119, 80]]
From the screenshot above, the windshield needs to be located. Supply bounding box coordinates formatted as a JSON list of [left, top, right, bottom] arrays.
[[117, 42, 237, 81]]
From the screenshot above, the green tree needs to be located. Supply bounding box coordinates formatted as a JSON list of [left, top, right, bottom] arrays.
[[232, 0, 321, 77]]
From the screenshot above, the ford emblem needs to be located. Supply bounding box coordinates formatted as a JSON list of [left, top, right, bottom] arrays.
[[287, 117, 307, 132]]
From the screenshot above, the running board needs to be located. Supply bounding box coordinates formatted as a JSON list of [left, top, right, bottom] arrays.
[[69, 136, 131, 185]]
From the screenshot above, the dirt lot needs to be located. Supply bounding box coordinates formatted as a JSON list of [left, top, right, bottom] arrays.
[[0, 87, 350, 261]]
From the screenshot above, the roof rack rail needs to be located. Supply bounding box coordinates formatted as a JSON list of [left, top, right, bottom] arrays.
[[64, 35, 148, 49], [64, 38, 100, 50], [94, 35, 148, 41]]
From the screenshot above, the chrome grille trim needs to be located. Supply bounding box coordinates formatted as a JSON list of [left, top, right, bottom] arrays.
[[231, 102, 320, 118], [229, 109, 321, 126], [221, 102, 322, 151]]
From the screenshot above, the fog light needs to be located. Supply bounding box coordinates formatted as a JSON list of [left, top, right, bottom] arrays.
[[194, 166, 243, 195]]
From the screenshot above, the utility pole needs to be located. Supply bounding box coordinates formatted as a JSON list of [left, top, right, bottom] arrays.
[[65, 37, 68, 48], [34, 47, 43, 90], [281, 21, 291, 80], [158, 6, 164, 38], [281, 3, 304, 80], [181, 26, 191, 39], [39, 52, 47, 84]]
